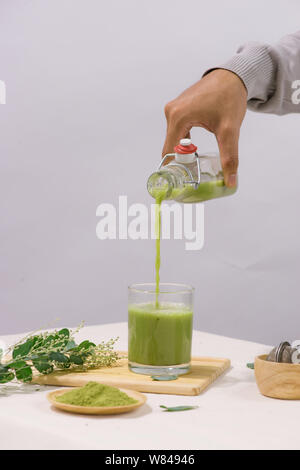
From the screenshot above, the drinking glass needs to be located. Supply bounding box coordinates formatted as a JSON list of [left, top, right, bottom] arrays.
[[128, 283, 194, 377]]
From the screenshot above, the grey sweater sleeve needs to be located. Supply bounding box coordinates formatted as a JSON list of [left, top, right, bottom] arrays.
[[205, 31, 300, 115]]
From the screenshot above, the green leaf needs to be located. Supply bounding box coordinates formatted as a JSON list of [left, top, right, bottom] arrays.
[[30, 335, 44, 351], [0, 372, 14, 383], [69, 354, 84, 365], [12, 361, 32, 383], [0, 366, 14, 384], [49, 352, 68, 363], [16, 367, 32, 382], [32, 359, 53, 374], [247, 363, 255, 370], [46, 330, 70, 350], [64, 340, 76, 352], [10, 360, 27, 369], [43, 334, 55, 346], [12, 337, 36, 359], [160, 405, 199, 412], [58, 328, 70, 338], [77, 340, 96, 350], [151, 375, 178, 381], [25, 354, 39, 360], [6, 359, 25, 369]]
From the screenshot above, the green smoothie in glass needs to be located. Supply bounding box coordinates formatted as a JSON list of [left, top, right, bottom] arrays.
[[128, 301, 193, 366], [128, 283, 194, 376]]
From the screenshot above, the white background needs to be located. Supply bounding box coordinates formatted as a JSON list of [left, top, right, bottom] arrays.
[[0, 0, 299, 344]]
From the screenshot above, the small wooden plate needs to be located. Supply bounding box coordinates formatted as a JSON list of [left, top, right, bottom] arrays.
[[48, 387, 147, 415]]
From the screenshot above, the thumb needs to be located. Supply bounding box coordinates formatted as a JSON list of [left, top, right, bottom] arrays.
[[216, 128, 239, 188]]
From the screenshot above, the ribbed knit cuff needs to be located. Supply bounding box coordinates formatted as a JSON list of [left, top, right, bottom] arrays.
[[204, 43, 275, 101]]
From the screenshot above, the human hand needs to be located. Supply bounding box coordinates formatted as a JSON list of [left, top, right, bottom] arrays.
[[163, 69, 247, 187]]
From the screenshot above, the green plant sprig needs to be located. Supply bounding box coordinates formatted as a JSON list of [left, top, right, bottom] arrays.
[[0, 325, 119, 384], [160, 405, 199, 412]]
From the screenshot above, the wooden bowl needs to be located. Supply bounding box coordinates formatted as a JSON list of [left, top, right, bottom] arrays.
[[255, 354, 300, 399], [48, 387, 147, 415]]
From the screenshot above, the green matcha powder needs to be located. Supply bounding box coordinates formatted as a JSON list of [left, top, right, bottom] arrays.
[[56, 381, 138, 407]]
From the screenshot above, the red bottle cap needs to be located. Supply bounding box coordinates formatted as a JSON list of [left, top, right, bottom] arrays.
[[174, 138, 197, 154]]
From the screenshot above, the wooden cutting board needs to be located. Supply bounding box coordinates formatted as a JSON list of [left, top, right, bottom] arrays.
[[33, 355, 230, 396]]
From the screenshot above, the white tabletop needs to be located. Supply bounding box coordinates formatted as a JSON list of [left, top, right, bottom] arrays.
[[0, 323, 298, 450]]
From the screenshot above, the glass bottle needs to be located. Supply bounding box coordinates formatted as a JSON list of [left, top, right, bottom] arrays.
[[147, 138, 237, 203]]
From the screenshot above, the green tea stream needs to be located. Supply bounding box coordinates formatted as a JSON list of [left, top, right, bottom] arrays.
[[155, 194, 163, 307]]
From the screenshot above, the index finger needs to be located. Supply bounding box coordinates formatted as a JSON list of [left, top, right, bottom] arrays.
[[162, 108, 192, 161]]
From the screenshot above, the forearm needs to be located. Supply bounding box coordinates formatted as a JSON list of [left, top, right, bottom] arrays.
[[204, 31, 300, 115]]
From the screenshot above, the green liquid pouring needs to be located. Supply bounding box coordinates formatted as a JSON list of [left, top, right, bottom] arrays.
[[154, 188, 168, 307], [155, 196, 162, 307]]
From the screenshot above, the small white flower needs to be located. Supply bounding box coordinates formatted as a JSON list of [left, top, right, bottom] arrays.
[[0, 340, 7, 360]]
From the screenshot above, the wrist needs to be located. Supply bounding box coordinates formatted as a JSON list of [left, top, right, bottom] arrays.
[[206, 68, 247, 92], [203, 43, 275, 100]]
